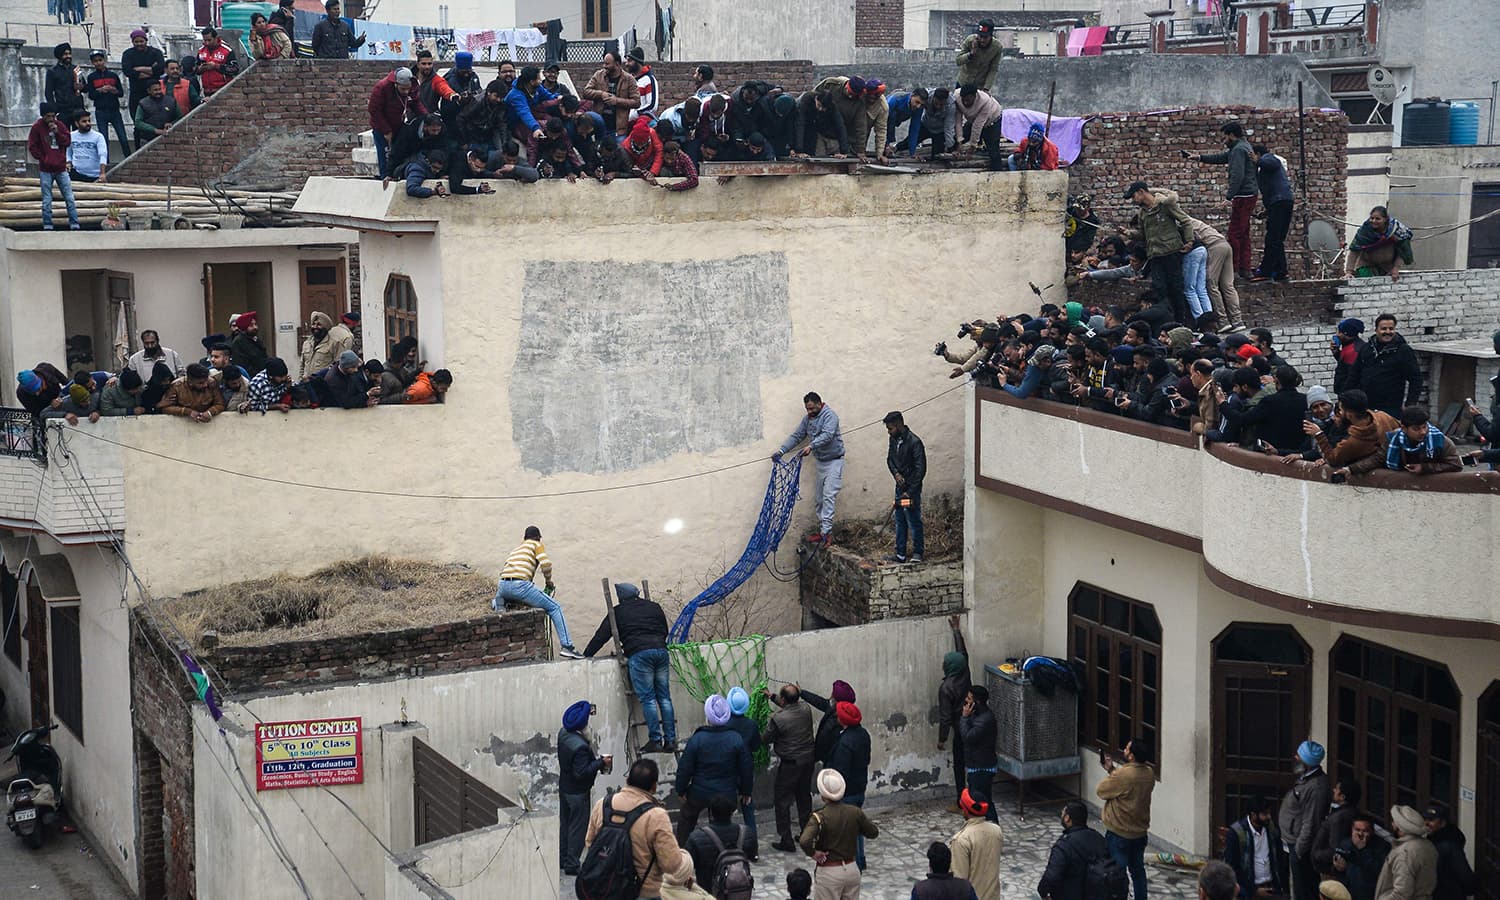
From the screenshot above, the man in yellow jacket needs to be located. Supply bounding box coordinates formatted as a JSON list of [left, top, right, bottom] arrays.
[[1097, 736, 1155, 900]]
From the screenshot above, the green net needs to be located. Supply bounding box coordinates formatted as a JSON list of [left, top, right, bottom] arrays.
[[669, 636, 772, 766]]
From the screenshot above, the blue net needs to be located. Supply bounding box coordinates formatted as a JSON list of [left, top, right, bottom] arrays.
[[669, 456, 803, 643]]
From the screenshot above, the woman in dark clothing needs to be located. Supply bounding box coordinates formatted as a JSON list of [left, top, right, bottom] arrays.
[[936, 614, 971, 810], [139, 361, 175, 411]]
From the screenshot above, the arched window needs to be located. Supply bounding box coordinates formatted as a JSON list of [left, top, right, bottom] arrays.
[[1330, 636, 1460, 815], [1068, 583, 1162, 754], [384, 275, 418, 349]]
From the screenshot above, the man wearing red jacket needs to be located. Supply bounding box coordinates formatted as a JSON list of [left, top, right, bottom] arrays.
[[195, 28, 239, 97], [368, 67, 426, 179], [623, 118, 662, 183], [29, 103, 78, 230], [1008, 123, 1059, 171]]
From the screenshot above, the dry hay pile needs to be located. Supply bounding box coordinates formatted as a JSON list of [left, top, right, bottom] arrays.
[[833, 493, 963, 562], [164, 556, 495, 648]]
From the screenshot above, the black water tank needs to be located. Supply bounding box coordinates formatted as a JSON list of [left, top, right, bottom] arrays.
[[1403, 98, 1451, 146]]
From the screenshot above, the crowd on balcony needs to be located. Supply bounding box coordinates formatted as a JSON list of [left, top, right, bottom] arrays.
[[944, 297, 1498, 480], [14, 314, 453, 425]]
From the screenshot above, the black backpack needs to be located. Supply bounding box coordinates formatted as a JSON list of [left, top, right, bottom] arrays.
[[701, 825, 753, 900], [575, 794, 657, 900], [1085, 853, 1130, 900]]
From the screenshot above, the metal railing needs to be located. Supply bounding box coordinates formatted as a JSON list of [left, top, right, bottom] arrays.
[[1289, 4, 1366, 29], [412, 28, 612, 64], [0, 408, 45, 463], [1100, 22, 1151, 46]]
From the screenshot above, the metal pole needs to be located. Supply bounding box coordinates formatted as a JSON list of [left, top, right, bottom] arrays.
[[1491, 80, 1498, 145], [1044, 79, 1056, 135]]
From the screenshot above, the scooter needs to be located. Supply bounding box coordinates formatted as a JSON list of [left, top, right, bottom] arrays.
[[5, 723, 61, 849]]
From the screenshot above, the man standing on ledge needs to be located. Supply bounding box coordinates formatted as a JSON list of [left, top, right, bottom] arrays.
[[885, 410, 926, 563], [493, 526, 583, 658], [775, 392, 844, 546]]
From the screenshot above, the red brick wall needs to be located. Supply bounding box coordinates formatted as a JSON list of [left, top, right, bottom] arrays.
[[856, 0, 906, 47], [110, 59, 396, 189], [130, 611, 197, 900], [1070, 106, 1348, 281], [200, 608, 550, 694]]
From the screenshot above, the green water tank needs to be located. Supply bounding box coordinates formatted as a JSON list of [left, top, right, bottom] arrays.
[[221, 2, 276, 57]]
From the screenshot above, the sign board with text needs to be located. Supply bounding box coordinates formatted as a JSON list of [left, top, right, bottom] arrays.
[[254, 717, 364, 792]]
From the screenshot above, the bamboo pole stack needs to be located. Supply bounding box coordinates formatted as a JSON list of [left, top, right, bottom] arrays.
[[0, 177, 302, 230]]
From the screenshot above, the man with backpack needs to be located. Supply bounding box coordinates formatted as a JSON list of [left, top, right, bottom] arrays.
[[580, 758, 683, 900], [685, 794, 756, 899], [1038, 801, 1122, 900], [559, 700, 612, 877]]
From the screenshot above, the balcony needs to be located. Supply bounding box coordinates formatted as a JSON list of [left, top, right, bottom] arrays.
[[973, 388, 1500, 636], [0, 412, 123, 543]]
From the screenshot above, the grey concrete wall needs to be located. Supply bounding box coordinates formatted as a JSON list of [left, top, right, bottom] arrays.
[[817, 53, 1334, 116], [512, 254, 792, 475], [672, 0, 857, 66], [1389, 143, 1500, 271], [1380, 0, 1497, 105]]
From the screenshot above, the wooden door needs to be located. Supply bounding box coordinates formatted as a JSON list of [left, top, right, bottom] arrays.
[[1210, 624, 1310, 850], [298, 259, 347, 344], [25, 581, 48, 729], [1479, 683, 1500, 900], [412, 737, 508, 845]]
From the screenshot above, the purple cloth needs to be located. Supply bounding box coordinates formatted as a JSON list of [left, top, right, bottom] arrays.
[[1001, 108, 1086, 165]]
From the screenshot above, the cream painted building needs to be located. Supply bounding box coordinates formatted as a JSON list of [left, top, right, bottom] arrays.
[[0, 170, 1065, 894], [967, 387, 1499, 879]]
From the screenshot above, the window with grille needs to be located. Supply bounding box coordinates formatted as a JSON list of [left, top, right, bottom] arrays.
[[1068, 583, 1161, 755], [583, 0, 612, 38], [50, 604, 83, 742], [1331, 636, 1459, 816], [384, 275, 418, 348], [2, 567, 19, 667]]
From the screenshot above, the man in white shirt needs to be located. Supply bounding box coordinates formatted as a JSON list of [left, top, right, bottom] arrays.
[[67, 110, 108, 182], [126, 329, 186, 381], [1224, 796, 1290, 898]]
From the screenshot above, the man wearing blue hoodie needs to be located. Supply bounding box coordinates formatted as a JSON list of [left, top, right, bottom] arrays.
[[675, 694, 754, 844], [775, 392, 844, 545], [726, 686, 763, 837]]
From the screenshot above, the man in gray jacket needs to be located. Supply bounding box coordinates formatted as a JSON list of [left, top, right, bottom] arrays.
[[1185, 121, 1258, 277], [762, 683, 815, 852], [1280, 740, 1333, 900], [774, 391, 844, 545]]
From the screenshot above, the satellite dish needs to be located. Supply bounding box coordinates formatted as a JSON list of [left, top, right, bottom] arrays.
[[1367, 66, 1400, 105], [1307, 219, 1343, 279]]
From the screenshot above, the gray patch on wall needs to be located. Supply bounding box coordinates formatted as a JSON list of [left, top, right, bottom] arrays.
[[883, 712, 908, 730], [512, 254, 793, 474], [484, 732, 559, 798]]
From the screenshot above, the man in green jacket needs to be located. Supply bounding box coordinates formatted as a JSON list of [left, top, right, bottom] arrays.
[[1125, 180, 1195, 325], [957, 19, 1000, 92]]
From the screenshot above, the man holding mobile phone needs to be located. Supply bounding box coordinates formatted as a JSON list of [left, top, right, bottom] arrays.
[[558, 699, 611, 876]]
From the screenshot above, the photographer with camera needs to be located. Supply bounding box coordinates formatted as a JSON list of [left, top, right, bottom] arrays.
[[936, 321, 998, 379]]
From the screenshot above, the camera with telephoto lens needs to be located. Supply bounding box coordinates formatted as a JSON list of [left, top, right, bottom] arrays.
[[957, 323, 977, 338], [933, 341, 948, 357]]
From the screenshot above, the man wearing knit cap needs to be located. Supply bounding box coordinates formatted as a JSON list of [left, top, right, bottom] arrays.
[[584, 582, 676, 753], [936, 615, 972, 811], [826, 701, 871, 870], [557, 699, 610, 876], [675, 694, 753, 844], [799, 768, 878, 898], [951, 788, 1003, 900], [958, 685, 999, 824], [1375, 806, 1437, 900], [725, 686, 762, 834], [956, 18, 1000, 92], [1330, 319, 1366, 396], [1281, 740, 1331, 900]]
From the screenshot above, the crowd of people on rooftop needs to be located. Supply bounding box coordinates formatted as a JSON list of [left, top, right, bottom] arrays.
[[942, 296, 1497, 480], [14, 312, 453, 425]]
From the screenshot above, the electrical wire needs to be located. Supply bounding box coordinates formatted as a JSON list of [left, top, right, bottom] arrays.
[[57, 382, 969, 502]]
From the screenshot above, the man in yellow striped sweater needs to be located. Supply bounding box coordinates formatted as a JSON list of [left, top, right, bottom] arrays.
[[493, 526, 584, 658]]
